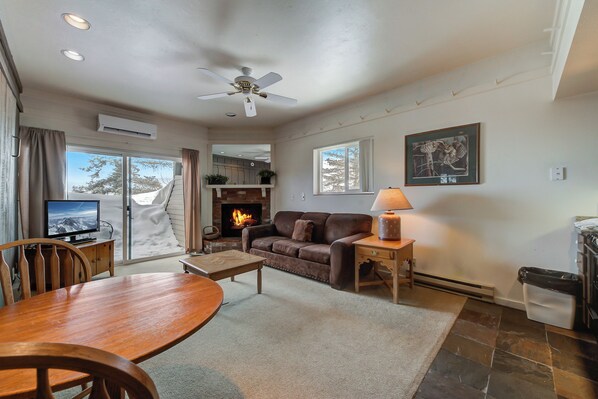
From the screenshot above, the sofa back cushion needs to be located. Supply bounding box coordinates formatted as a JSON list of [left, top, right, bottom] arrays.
[[292, 220, 315, 242], [273, 211, 305, 238], [324, 213, 373, 244], [300, 212, 330, 243]]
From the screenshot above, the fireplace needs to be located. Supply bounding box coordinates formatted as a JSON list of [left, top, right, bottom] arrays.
[[221, 203, 262, 237], [211, 187, 271, 239]]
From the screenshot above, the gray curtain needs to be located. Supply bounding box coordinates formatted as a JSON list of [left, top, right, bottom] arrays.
[[182, 148, 202, 253], [359, 138, 372, 192], [18, 126, 66, 238]]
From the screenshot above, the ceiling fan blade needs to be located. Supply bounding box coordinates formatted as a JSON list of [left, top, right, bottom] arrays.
[[252, 72, 282, 90], [244, 97, 257, 117], [259, 92, 298, 106], [197, 68, 234, 85], [196, 92, 238, 100]]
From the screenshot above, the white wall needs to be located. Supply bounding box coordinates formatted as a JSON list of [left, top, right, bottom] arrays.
[[274, 76, 598, 307], [19, 89, 217, 227]]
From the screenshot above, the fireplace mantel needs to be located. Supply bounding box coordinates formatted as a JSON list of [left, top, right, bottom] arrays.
[[207, 184, 274, 198]]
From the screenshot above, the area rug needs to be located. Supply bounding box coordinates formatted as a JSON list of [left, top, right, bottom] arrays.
[[121, 258, 465, 398]]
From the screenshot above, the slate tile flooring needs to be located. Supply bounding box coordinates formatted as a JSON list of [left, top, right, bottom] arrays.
[[415, 298, 598, 399]]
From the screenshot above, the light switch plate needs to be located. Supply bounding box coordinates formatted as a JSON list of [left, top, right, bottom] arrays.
[[550, 166, 565, 181]]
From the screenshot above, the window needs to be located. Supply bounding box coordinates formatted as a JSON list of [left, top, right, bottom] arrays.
[[313, 138, 373, 194]]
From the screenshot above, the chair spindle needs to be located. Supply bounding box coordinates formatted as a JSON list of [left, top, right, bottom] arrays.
[[50, 245, 60, 291], [18, 245, 31, 299], [34, 244, 46, 294]]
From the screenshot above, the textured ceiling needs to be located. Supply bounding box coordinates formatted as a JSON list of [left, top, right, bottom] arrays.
[[0, 0, 556, 128]]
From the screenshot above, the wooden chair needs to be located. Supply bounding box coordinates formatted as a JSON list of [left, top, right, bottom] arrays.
[[0, 342, 159, 399], [0, 238, 92, 306]]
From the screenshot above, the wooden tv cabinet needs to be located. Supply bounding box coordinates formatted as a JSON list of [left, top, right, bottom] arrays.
[[76, 239, 115, 277], [26, 239, 115, 287]]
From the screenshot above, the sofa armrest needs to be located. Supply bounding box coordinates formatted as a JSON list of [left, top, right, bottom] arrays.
[[242, 224, 277, 252], [329, 232, 373, 289]]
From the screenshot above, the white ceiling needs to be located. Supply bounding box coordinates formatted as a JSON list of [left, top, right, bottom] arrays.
[[0, 0, 558, 128]]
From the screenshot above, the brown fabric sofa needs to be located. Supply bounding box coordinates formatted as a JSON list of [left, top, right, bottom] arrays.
[[242, 211, 373, 289]]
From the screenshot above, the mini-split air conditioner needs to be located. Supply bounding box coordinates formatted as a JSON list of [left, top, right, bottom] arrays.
[[97, 114, 157, 140]]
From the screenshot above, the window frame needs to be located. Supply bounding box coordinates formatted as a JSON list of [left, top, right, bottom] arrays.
[[313, 138, 374, 195]]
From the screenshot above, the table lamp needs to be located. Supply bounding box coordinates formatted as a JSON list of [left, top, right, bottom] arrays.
[[370, 187, 413, 240]]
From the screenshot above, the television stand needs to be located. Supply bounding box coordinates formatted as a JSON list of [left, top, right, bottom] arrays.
[[26, 239, 115, 288], [74, 239, 115, 277]]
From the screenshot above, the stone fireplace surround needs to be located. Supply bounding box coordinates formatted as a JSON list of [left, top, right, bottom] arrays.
[[211, 187, 271, 238]]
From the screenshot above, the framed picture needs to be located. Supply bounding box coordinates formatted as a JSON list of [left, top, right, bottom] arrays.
[[405, 123, 480, 186]]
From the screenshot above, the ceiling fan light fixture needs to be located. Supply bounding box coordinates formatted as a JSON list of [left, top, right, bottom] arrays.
[[196, 67, 297, 117], [244, 96, 257, 117], [62, 13, 91, 30], [61, 49, 85, 61]]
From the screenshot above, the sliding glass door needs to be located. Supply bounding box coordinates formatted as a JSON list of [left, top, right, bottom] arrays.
[[66, 147, 184, 263], [127, 156, 184, 260]]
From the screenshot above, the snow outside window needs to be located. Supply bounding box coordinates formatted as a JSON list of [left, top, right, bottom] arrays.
[[313, 138, 373, 194]]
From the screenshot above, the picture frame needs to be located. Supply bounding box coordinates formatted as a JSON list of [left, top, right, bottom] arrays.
[[405, 123, 480, 186]]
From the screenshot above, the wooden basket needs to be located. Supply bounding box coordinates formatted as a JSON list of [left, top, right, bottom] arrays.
[[202, 226, 221, 240]]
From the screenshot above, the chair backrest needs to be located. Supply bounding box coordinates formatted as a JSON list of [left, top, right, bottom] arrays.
[[0, 342, 159, 399], [0, 238, 92, 306]]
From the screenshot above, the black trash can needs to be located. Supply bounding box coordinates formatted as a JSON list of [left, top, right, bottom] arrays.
[[517, 267, 581, 329]]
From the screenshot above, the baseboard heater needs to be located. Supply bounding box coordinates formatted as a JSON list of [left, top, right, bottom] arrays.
[[414, 272, 495, 303]]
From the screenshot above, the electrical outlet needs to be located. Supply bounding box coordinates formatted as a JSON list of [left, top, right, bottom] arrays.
[[301, 192, 305, 201], [550, 166, 565, 181]]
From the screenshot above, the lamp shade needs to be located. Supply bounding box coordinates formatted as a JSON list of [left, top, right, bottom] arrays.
[[370, 188, 413, 212], [371, 188, 412, 240]]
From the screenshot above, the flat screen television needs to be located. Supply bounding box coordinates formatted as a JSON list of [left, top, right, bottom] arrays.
[[45, 200, 100, 242]]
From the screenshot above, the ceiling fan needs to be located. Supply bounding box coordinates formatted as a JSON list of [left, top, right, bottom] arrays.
[[196, 67, 297, 117]]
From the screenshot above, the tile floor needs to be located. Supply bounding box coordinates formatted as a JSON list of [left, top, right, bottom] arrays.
[[415, 298, 598, 399]]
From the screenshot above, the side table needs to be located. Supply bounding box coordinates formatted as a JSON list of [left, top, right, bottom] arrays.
[[354, 236, 415, 304]]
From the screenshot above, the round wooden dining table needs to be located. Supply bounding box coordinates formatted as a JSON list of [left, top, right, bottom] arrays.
[[0, 272, 223, 398]]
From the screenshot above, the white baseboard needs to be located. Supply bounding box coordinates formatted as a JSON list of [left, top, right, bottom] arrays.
[[494, 296, 526, 311]]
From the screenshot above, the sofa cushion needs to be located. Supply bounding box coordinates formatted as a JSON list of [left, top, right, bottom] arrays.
[[272, 239, 314, 257], [298, 244, 331, 265], [300, 212, 330, 243], [324, 213, 373, 244], [292, 219, 314, 242], [252, 236, 290, 252], [273, 211, 305, 238]]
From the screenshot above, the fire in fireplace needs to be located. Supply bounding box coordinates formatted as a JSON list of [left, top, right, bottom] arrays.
[[221, 203, 262, 237], [231, 209, 258, 229]]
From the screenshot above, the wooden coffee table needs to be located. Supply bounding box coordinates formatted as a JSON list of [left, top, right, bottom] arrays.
[[180, 250, 266, 293]]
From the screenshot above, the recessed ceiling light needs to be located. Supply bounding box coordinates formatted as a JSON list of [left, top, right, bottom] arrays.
[[62, 13, 91, 30], [225, 112, 236, 117], [220, 151, 225, 154], [61, 49, 85, 61]]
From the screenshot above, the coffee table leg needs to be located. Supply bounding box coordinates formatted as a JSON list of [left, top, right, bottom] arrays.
[[183, 265, 189, 273], [231, 276, 235, 282], [257, 266, 262, 294]]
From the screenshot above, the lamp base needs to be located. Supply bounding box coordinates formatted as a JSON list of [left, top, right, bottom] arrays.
[[378, 211, 401, 241]]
